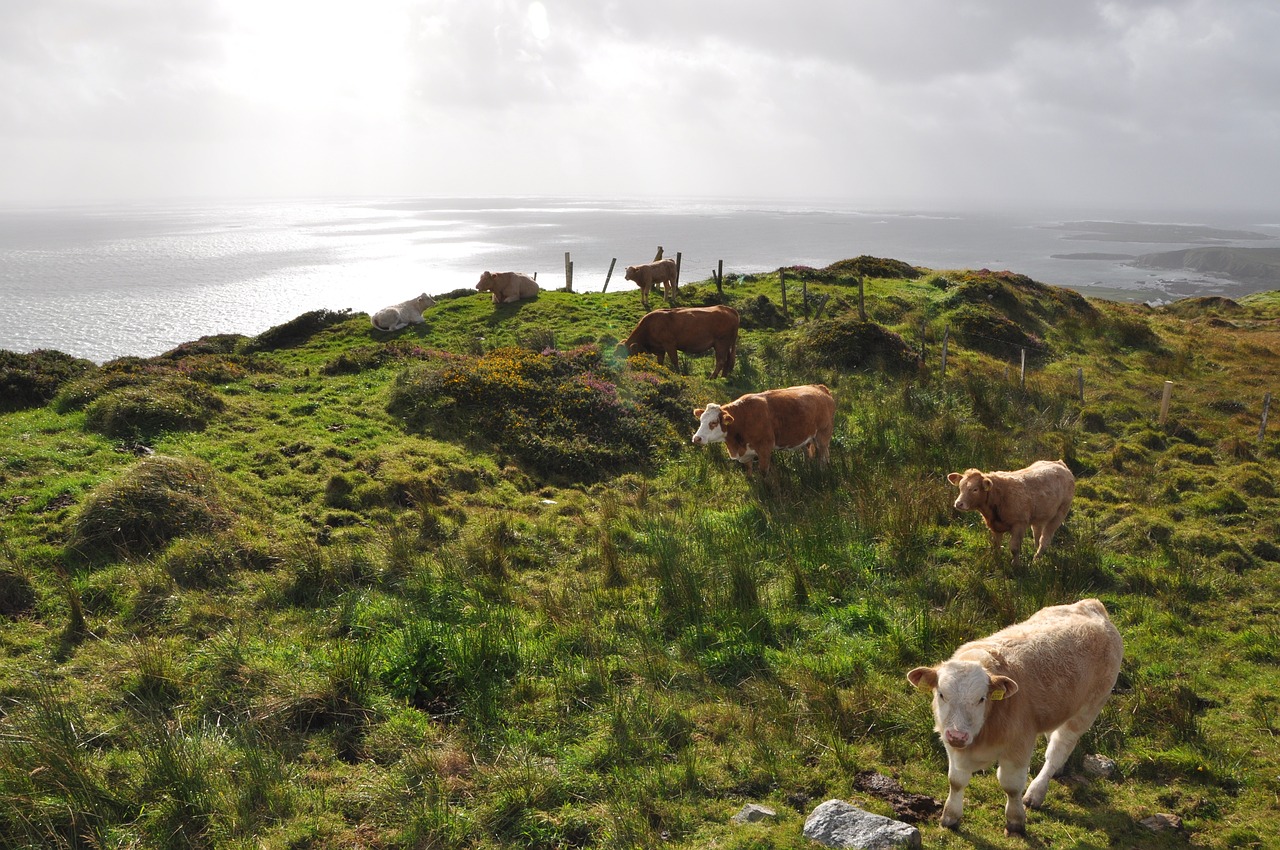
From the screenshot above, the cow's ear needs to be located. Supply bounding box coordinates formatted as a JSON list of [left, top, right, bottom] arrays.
[[907, 667, 938, 691], [946, 472, 962, 485], [988, 675, 1018, 700], [981, 475, 993, 492], [721, 412, 734, 427], [694, 408, 705, 419]]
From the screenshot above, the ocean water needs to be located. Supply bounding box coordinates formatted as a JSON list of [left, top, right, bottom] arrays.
[[2, 196, 1278, 363]]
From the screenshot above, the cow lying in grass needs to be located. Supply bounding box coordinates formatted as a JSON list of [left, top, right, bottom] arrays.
[[370, 293, 436, 332], [692, 384, 835, 475], [476, 271, 539, 304], [947, 459, 1075, 562], [907, 598, 1123, 836]]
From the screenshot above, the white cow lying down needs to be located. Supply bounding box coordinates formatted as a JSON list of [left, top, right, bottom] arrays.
[[371, 293, 436, 332], [907, 598, 1123, 836]]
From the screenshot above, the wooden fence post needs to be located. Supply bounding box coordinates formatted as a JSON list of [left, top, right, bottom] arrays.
[[1019, 348, 1027, 388], [564, 252, 573, 293], [803, 278, 810, 319], [779, 268, 789, 317], [654, 246, 664, 261], [1077, 367, 1085, 402], [674, 252, 682, 293], [603, 258, 617, 292], [858, 276, 866, 321], [1159, 380, 1173, 425], [1259, 392, 1272, 444]]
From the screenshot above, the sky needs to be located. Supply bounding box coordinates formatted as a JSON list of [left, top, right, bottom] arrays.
[[2, 0, 1279, 210]]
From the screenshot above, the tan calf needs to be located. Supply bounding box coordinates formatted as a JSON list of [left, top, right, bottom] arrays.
[[692, 384, 835, 474], [476, 271, 540, 304], [624, 258, 678, 308], [907, 598, 1123, 835], [948, 459, 1075, 562]]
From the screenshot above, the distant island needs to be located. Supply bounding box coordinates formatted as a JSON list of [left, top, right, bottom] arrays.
[[1053, 220, 1274, 243], [1050, 252, 1136, 261]]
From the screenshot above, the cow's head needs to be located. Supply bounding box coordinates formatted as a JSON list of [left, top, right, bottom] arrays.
[[476, 272, 495, 292], [908, 660, 1019, 750], [948, 469, 990, 511], [692, 404, 728, 445], [624, 266, 639, 282], [413, 293, 437, 310]]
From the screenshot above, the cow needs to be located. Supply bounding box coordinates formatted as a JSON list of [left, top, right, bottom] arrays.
[[907, 598, 1123, 836], [692, 384, 835, 475], [624, 258, 678, 308], [947, 459, 1075, 563], [620, 305, 739, 378], [370, 293, 436, 332], [476, 271, 539, 304]]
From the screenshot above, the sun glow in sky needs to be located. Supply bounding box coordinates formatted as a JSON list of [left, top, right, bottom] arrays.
[[2, 0, 1280, 209]]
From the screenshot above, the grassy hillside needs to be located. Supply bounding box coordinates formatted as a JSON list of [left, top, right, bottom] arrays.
[[1, 262, 1278, 849]]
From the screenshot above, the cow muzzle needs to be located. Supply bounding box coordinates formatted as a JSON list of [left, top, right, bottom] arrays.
[[944, 729, 970, 748]]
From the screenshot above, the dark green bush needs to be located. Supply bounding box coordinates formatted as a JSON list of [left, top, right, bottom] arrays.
[[735, 294, 790, 330], [0, 349, 96, 412], [243, 309, 353, 352], [789, 318, 918, 375], [948, 303, 1043, 358], [67, 455, 236, 565], [387, 345, 687, 481], [822, 256, 923, 280], [84, 377, 224, 441]]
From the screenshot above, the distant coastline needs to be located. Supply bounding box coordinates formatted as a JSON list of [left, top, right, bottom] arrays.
[[1129, 246, 1280, 288]]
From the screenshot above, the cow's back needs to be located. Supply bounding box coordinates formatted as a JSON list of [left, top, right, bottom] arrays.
[[960, 599, 1121, 741], [989, 460, 1074, 519]]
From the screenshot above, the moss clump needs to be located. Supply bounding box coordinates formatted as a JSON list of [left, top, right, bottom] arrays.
[[0, 565, 36, 617], [84, 377, 224, 441], [68, 455, 237, 565], [790, 318, 918, 375], [822, 256, 924, 280], [243, 309, 353, 352], [735, 295, 790, 330], [0, 349, 97, 412], [948, 304, 1043, 357]]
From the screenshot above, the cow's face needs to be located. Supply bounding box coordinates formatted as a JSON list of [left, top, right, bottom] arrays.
[[908, 661, 1018, 750], [948, 469, 990, 511], [692, 404, 727, 445], [413, 293, 437, 310], [624, 266, 638, 282], [476, 272, 494, 292]]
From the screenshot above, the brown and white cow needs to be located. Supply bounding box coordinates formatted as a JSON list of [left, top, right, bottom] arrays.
[[620, 306, 739, 378], [692, 384, 835, 474], [947, 459, 1075, 562], [624, 258, 678, 308], [476, 271, 540, 304], [907, 598, 1123, 836]]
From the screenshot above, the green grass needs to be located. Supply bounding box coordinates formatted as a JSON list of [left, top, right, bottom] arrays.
[[1, 264, 1279, 848]]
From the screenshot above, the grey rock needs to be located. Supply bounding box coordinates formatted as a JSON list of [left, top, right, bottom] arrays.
[[803, 799, 922, 850], [1083, 753, 1117, 778], [732, 803, 777, 824]]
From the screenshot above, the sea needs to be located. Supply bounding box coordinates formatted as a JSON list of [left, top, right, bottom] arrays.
[[3, 196, 1279, 364]]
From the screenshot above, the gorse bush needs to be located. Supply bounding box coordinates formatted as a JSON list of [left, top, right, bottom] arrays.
[[387, 345, 689, 481], [0, 349, 97, 412]]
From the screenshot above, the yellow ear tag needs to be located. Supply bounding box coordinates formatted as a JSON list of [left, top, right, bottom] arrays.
[[991, 689, 1005, 701]]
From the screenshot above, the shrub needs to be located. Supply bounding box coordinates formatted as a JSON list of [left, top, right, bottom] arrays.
[[822, 256, 923, 280], [790, 318, 918, 375], [84, 377, 224, 441], [735, 295, 790, 330], [387, 346, 687, 481], [947, 303, 1043, 358], [243, 309, 353, 352], [67, 455, 236, 565], [0, 349, 97, 412]]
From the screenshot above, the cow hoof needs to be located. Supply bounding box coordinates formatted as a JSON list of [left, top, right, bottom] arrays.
[[1005, 823, 1026, 837], [940, 816, 960, 830]]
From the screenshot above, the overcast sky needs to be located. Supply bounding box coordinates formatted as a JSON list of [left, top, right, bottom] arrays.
[[3, 0, 1278, 210]]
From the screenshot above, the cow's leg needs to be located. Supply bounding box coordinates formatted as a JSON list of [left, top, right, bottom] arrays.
[[1034, 510, 1068, 557], [1008, 523, 1029, 563], [941, 758, 973, 829], [997, 760, 1031, 835], [1024, 704, 1103, 809], [755, 445, 774, 475], [665, 348, 679, 372]]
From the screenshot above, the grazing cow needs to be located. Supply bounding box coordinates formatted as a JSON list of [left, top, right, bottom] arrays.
[[692, 384, 835, 474], [370, 293, 436, 332], [620, 305, 739, 378], [947, 459, 1075, 562], [476, 271, 539, 304], [907, 598, 1123, 836], [624, 258, 678, 308]]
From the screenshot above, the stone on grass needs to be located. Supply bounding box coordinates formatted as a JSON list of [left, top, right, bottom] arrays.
[[732, 803, 777, 824], [803, 799, 921, 850]]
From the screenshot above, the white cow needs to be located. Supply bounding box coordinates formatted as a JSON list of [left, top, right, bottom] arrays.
[[371, 293, 436, 332], [907, 598, 1123, 836]]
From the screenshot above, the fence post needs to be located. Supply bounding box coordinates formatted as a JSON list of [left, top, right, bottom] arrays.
[[779, 268, 789, 316], [1077, 367, 1085, 402], [1159, 380, 1173, 425], [1259, 392, 1272, 444], [654, 246, 664, 261], [564, 252, 573, 292], [674, 252, 682, 293], [940, 325, 949, 380], [603, 258, 617, 292], [858, 276, 866, 321], [1019, 348, 1027, 388], [803, 278, 810, 319]]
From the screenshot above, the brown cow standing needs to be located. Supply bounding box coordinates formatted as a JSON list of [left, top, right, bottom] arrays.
[[692, 384, 835, 474], [624, 258, 678, 308], [620, 306, 739, 379], [947, 459, 1074, 562], [476, 271, 539, 304], [907, 598, 1123, 835]]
